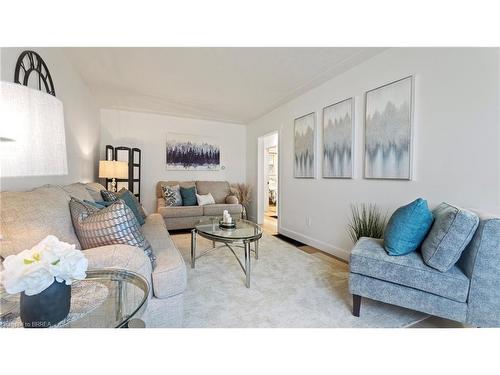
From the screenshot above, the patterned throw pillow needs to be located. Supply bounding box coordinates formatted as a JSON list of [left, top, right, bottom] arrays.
[[69, 198, 156, 265], [161, 184, 182, 207], [101, 188, 145, 225]]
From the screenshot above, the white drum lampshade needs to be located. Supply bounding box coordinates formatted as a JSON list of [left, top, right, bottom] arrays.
[[99, 160, 129, 192], [98, 160, 129, 179], [0, 81, 68, 177]]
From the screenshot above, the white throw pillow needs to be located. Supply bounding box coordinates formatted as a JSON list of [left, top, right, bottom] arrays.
[[196, 193, 215, 206]]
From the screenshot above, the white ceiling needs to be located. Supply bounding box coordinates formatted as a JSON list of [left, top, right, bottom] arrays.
[[64, 48, 384, 124]]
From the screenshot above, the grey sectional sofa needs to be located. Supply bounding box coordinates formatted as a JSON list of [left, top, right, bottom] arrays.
[[349, 210, 500, 327], [156, 180, 243, 230], [0, 182, 187, 328]]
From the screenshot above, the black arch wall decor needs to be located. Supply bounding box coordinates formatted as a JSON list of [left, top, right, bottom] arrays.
[[14, 50, 56, 96], [105, 145, 142, 202]]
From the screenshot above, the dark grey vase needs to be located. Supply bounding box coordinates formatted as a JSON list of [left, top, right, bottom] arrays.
[[20, 280, 71, 328]]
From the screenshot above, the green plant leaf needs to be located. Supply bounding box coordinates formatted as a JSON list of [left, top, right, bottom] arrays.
[[346, 203, 387, 243], [23, 258, 34, 265]]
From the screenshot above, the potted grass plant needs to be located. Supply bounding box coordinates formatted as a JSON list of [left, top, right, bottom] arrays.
[[230, 183, 252, 220], [347, 203, 387, 243]]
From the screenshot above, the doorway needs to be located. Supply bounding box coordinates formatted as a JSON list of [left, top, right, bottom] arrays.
[[257, 131, 279, 235]]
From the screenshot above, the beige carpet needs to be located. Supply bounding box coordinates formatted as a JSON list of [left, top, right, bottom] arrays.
[[171, 232, 427, 328]]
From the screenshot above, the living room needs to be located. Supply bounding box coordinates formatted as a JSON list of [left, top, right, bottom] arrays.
[[1, 1, 499, 373]]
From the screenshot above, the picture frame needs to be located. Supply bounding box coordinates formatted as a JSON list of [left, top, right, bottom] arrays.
[[166, 133, 221, 171], [322, 97, 354, 178], [293, 112, 316, 178], [364, 76, 413, 180]]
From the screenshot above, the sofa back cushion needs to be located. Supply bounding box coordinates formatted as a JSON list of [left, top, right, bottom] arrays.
[[156, 181, 195, 198], [84, 182, 106, 201], [0, 185, 81, 258], [60, 183, 94, 202], [421, 203, 479, 272], [196, 181, 230, 204]]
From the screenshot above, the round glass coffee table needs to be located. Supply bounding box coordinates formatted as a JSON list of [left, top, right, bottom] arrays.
[[0, 269, 149, 328], [192, 218, 263, 288]]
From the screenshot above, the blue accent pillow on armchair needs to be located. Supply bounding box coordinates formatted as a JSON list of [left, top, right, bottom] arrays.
[[384, 198, 434, 256]]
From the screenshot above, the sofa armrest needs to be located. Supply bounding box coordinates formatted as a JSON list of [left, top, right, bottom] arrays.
[[459, 213, 500, 327], [225, 195, 239, 204], [157, 197, 166, 210]]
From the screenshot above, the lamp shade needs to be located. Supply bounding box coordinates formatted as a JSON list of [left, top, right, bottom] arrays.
[[99, 160, 129, 179], [0, 81, 68, 177]]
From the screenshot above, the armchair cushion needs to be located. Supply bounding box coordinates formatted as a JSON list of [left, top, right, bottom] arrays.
[[421, 203, 479, 272], [350, 238, 470, 302]]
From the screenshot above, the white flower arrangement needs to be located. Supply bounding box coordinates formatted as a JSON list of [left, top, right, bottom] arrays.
[[0, 235, 88, 296]]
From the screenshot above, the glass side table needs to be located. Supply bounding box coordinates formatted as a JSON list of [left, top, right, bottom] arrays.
[[0, 269, 150, 328]]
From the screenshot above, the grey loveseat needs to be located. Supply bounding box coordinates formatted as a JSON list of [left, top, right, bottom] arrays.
[[349, 210, 500, 327], [0, 182, 187, 328], [156, 180, 243, 230]]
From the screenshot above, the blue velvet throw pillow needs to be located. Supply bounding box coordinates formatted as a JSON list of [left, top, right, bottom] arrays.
[[180, 186, 197, 206], [383, 198, 434, 256]]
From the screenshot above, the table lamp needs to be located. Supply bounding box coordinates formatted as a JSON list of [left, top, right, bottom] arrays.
[[99, 160, 129, 192]]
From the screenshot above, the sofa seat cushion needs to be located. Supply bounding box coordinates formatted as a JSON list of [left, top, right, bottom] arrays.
[[141, 213, 187, 298], [350, 237, 470, 302], [83, 244, 153, 290], [0, 185, 81, 258], [196, 181, 231, 204], [158, 205, 203, 218], [203, 204, 243, 217]]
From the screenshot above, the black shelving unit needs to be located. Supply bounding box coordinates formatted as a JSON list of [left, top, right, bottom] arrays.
[[104, 145, 142, 202]]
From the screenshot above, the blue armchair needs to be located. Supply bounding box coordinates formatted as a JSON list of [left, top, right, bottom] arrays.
[[348, 210, 500, 327]]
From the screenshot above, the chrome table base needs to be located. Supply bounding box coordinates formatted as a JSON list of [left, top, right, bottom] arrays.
[[191, 229, 259, 288]]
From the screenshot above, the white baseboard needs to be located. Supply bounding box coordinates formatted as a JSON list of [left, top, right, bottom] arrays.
[[278, 226, 350, 261]]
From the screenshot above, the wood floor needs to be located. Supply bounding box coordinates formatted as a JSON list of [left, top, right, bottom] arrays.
[[260, 213, 464, 328]]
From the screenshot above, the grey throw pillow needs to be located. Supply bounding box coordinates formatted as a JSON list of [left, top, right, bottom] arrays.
[[421, 202, 479, 272], [161, 184, 182, 206], [69, 198, 156, 266]]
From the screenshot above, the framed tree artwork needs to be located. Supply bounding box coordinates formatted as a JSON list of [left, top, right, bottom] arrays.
[[166, 133, 220, 170], [322, 98, 354, 178], [294, 112, 316, 178], [364, 76, 413, 180]]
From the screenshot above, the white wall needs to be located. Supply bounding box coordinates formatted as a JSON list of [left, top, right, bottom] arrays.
[[247, 48, 500, 260], [0, 47, 100, 191], [100, 109, 247, 213]]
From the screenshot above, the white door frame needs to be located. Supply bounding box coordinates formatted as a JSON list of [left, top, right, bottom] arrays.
[[257, 130, 279, 225]]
